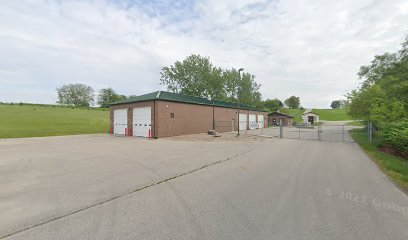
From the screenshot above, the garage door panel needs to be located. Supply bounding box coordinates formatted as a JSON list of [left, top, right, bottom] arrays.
[[133, 106, 152, 137], [239, 113, 247, 130], [258, 115, 264, 129], [249, 114, 257, 129], [113, 109, 128, 135]]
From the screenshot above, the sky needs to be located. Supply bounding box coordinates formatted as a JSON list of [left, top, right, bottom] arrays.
[[0, 0, 407, 108]]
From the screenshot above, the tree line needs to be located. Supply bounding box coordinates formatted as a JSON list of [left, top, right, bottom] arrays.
[[347, 36, 408, 156], [160, 54, 261, 106], [57, 84, 126, 108], [58, 54, 302, 111], [160, 54, 302, 110]]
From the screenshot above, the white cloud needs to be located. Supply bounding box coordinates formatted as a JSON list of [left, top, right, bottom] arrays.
[[0, 0, 407, 107]]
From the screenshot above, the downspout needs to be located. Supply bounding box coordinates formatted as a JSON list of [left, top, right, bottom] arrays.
[[153, 100, 157, 139], [154, 91, 161, 139], [213, 105, 215, 130]]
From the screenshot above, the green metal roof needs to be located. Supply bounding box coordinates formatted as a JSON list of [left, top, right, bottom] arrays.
[[268, 111, 294, 118], [110, 91, 265, 112]]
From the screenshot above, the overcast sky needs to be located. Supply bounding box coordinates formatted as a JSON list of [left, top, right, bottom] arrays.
[[0, 0, 407, 108]]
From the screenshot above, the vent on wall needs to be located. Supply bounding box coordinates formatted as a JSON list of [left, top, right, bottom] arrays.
[[170, 113, 175, 118]]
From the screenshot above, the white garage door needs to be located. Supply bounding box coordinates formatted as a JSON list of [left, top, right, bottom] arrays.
[[239, 113, 247, 130], [249, 114, 257, 129], [133, 106, 152, 138], [258, 114, 264, 128], [113, 109, 127, 135]]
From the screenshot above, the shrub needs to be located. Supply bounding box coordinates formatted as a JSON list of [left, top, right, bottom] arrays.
[[378, 120, 408, 155]]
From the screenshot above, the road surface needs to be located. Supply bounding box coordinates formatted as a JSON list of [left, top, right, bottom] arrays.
[[1, 135, 407, 239]]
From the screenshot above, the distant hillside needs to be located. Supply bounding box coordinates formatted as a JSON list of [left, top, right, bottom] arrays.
[[280, 108, 303, 123], [0, 103, 109, 138], [278, 108, 352, 122], [312, 108, 352, 121]]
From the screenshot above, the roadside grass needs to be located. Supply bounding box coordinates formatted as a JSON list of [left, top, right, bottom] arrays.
[[0, 104, 109, 138], [280, 108, 303, 123], [313, 108, 352, 121], [350, 128, 408, 191]]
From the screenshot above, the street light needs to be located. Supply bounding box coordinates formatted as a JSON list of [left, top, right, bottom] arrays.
[[237, 68, 244, 136]]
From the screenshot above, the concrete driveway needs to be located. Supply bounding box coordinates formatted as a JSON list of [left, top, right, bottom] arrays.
[[1, 134, 407, 239]]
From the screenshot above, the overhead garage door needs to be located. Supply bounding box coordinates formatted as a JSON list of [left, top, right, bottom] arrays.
[[113, 109, 127, 135], [258, 114, 264, 128], [133, 106, 152, 137], [239, 113, 247, 130], [249, 114, 257, 129]]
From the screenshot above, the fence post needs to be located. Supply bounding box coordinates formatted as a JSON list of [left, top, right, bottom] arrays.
[[279, 119, 283, 138], [298, 126, 300, 139], [342, 125, 345, 142], [368, 122, 372, 143], [318, 124, 322, 141]]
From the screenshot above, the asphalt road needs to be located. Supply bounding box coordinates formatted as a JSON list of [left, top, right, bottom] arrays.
[[1, 134, 408, 239]]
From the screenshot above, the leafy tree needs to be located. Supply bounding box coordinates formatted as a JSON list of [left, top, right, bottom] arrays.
[[349, 36, 408, 124], [97, 88, 125, 108], [160, 54, 262, 106], [160, 54, 225, 99], [330, 100, 342, 109], [347, 36, 408, 154], [284, 96, 300, 108], [264, 98, 283, 111], [57, 83, 94, 107]]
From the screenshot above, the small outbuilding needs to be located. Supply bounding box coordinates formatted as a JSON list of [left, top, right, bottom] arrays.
[[268, 111, 294, 126], [302, 110, 319, 125], [110, 91, 268, 138]]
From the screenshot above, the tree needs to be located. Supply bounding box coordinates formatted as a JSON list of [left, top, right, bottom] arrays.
[[160, 54, 262, 106], [97, 88, 125, 108], [264, 98, 283, 111], [57, 83, 94, 107], [330, 100, 342, 109], [160, 54, 225, 99], [348, 36, 408, 123], [284, 96, 300, 108]]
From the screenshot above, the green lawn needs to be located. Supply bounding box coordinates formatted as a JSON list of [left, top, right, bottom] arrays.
[[0, 104, 110, 138], [350, 128, 408, 191], [279, 108, 303, 123], [313, 108, 352, 121]]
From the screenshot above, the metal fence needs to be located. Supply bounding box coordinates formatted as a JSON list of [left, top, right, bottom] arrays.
[[241, 122, 374, 143]]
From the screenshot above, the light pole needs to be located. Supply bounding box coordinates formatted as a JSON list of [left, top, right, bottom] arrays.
[[237, 68, 244, 136]]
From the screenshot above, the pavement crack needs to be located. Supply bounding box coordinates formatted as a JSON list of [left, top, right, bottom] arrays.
[[0, 148, 253, 239]]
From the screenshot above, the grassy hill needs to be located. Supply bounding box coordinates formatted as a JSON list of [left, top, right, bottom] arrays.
[[0, 104, 109, 138], [280, 108, 303, 123], [312, 108, 352, 121], [278, 108, 352, 122]]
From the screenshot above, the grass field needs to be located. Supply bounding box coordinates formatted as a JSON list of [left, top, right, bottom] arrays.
[[0, 104, 109, 138], [312, 108, 352, 121], [350, 128, 408, 191]]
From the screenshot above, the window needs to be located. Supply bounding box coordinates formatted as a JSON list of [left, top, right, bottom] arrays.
[[170, 113, 175, 118]]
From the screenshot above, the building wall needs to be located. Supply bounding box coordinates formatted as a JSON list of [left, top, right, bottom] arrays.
[[110, 101, 155, 136], [111, 100, 268, 138], [302, 113, 319, 123], [214, 107, 239, 132], [156, 100, 214, 138], [268, 114, 293, 126]]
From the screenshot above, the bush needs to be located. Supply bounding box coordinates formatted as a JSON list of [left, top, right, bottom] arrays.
[[378, 120, 408, 155]]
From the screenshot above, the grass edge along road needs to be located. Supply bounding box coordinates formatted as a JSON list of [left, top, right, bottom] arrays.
[[0, 104, 110, 138], [350, 128, 408, 192]]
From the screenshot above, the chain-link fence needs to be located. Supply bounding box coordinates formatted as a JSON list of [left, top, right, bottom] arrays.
[[237, 122, 375, 143]]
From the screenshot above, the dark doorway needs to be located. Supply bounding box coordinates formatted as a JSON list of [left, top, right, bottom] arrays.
[[308, 116, 314, 124]]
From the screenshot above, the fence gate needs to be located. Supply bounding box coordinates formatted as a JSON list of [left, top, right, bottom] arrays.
[[245, 123, 371, 143]]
